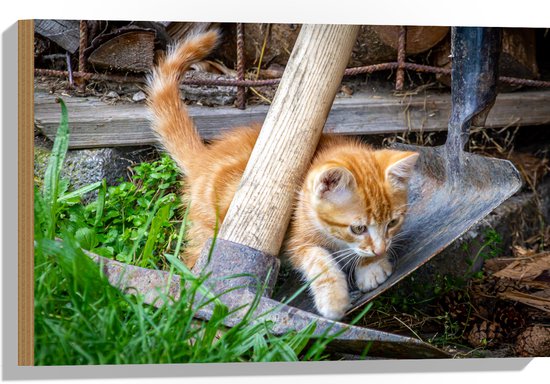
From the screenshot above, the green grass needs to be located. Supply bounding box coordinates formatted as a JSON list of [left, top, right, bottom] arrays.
[[34, 98, 345, 365], [34, 234, 335, 364]]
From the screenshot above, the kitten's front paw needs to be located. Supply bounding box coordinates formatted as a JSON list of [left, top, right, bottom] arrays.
[[355, 258, 393, 292], [313, 281, 350, 320]]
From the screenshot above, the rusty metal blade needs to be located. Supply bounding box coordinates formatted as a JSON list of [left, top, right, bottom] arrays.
[[85, 251, 448, 359]]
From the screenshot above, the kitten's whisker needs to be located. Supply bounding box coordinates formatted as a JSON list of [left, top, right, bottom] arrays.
[[333, 252, 355, 264], [390, 234, 409, 244], [343, 255, 358, 270], [333, 251, 358, 274], [348, 256, 362, 287], [392, 231, 409, 239], [332, 248, 358, 262], [333, 251, 353, 261], [347, 256, 358, 286], [393, 231, 409, 238], [341, 252, 359, 271], [387, 247, 399, 263], [331, 248, 355, 258], [389, 243, 407, 252], [338, 252, 356, 266]]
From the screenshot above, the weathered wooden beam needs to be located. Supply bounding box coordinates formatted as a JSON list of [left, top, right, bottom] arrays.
[[34, 89, 550, 149], [218, 24, 361, 256]]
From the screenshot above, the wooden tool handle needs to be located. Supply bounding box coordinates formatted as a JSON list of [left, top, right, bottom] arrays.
[[219, 24, 360, 255]]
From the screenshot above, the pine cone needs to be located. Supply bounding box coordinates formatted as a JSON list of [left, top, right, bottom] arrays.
[[515, 325, 550, 357], [436, 290, 472, 326], [473, 275, 524, 296], [469, 274, 497, 295], [494, 304, 526, 340], [467, 320, 503, 348]]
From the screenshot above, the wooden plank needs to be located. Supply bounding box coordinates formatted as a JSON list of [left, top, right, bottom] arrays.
[[34, 89, 550, 149]]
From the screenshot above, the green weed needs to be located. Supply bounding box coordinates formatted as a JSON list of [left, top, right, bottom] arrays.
[[34, 98, 349, 365]]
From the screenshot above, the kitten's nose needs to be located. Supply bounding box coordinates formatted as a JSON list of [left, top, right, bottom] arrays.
[[373, 245, 386, 257]]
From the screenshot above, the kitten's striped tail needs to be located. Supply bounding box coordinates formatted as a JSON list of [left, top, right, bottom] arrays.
[[146, 30, 220, 173]]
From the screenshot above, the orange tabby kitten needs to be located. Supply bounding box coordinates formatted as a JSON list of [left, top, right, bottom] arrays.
[[147, 30, 419, 320]]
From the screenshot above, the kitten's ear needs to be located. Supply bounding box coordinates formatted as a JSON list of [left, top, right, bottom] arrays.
[[385, 152, 419, 190], [313, 167, 356, 202]]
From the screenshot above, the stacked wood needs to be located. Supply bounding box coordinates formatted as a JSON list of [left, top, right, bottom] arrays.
[[35, 19, 81, 53], [165, 22, 214, 41], [82, 23, 171, 73], [86, 28, 156, 72], [35, 20, 173, 74], [350, 25, 449, 66], [216, 23, 300, 68], [34, 21, 541, 89], [433, 28, 539, 89], [217, 24, 449, 69]]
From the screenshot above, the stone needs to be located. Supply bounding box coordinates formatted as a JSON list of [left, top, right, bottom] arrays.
[[105, 91, 120, 99], [132, 91, 147, 102], [34, 136, 155, 202]]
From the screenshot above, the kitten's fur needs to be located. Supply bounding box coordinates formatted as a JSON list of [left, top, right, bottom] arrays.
[[147, 30, 419, 320]]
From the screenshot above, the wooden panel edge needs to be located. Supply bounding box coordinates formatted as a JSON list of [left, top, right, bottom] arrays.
[[34, 89, 550, 149], [18, 19, 34, 366]]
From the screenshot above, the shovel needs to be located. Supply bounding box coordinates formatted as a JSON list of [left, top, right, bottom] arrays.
[[90, 26, 520, 359], [343, 27, 523, 314], [181, 26, 516, 357]]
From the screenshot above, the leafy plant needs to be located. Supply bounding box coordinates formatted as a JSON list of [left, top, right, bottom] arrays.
[[52, 150, 182, 268], [34, 98, 353, 365], [463, 228, 503, 280]]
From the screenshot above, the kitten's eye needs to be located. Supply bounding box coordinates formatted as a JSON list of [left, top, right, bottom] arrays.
[[388, 218, 400, 228], [350, 225, 367, 235]]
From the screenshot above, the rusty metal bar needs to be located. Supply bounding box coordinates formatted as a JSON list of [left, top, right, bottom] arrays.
[[398, 62, 451, 75], [35, 68, 144, 83], [395, 26, 406, 91], [34, 68, 281, 86], [35, 62, 550, 89], [236, 23, 247, 109], [78, 20, 88, 91], [499, 76, 550, 88]]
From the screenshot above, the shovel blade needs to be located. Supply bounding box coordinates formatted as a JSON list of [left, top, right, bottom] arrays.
[[347, 144, 522, 313], [276, 27, 520, 318]]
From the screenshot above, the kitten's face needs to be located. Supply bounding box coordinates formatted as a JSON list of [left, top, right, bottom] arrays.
[[308, 150, 419, 258]]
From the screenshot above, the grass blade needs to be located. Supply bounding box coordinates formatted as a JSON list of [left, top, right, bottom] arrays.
[[57, 181, 102, 203], [93, 179, 107, 227], [141, 204, 170, 267], [42, 98, 70, 239]]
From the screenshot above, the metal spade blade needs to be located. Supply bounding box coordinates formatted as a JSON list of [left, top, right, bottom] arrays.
[[348, 27, 523, 313], [275, 27, 522, 316]]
